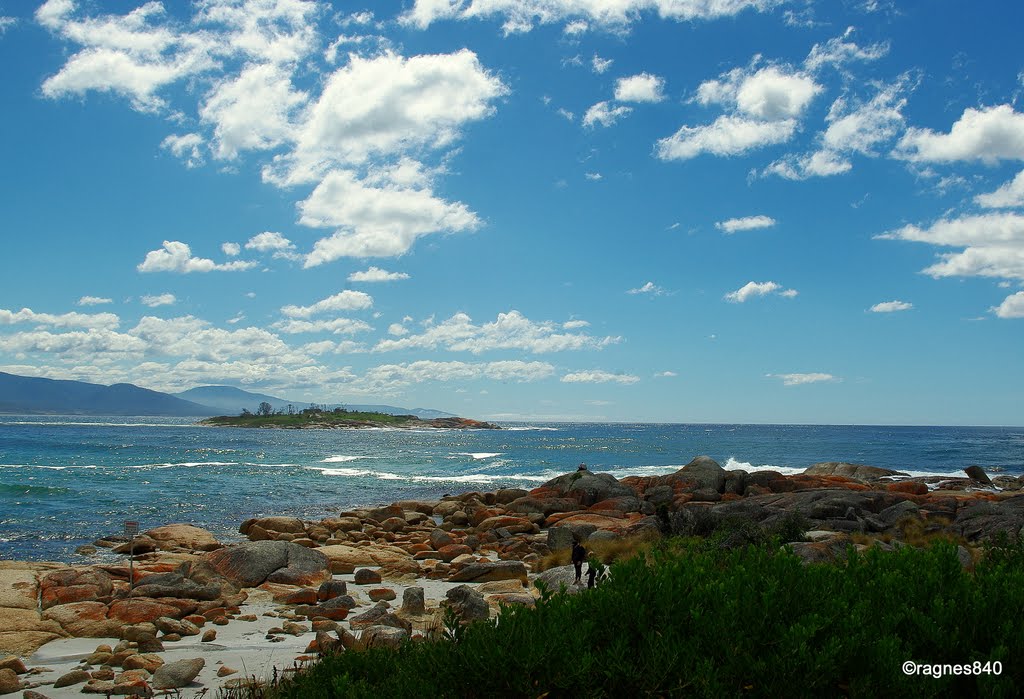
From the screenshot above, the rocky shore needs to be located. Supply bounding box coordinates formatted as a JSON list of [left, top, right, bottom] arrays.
[[1, 457, 1021, 697]]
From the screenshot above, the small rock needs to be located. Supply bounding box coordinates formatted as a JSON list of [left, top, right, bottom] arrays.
[[80, 679, 115, 694], [53, 669, 91, 688], [368, 588, 396, 602], [89, 668, 115, 681], [282, 622, 309, 636], [317, 580, 347, 601], [22, 690, 52, 699], [353, 569, 382, 585], [161, 633, 182, 642], [401, 587, 425, 615], [151, 658, 205, 690], [964, 465, 992, 485], [202, 629, 217, 642], [217, 666, 237, 677], [122, 654, 163, 674]]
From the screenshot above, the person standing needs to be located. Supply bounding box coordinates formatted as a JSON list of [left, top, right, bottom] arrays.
[[571, 539, 587, 583]]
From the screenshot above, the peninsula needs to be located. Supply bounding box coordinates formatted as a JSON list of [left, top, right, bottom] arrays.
[[199, 406, 500, 430]]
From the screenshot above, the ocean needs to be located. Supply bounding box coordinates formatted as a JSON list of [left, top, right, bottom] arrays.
[[1, 416, 1021, 563]]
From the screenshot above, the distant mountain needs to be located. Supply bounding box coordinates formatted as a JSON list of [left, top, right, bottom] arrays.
[[173, 385, 456, 419], [0, 372, 220, 416]]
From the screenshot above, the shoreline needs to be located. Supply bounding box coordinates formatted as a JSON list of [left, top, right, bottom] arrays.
[[1, 458, 1022, 696]]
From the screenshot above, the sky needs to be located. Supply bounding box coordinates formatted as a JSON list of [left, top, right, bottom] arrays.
[[0, 0, 1022, 425]]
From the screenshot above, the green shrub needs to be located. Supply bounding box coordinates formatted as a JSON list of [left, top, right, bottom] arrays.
[[265, 538, 1024, 699]]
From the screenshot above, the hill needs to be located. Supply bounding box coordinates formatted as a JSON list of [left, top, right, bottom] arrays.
[[0, 372, 219, 416], [174, 385, 455, 419]]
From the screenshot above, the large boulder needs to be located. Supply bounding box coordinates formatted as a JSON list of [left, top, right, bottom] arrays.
[[448, 561, 528, 584], [538, 471, 635, 507], [39, 568, 113, 610], [0, 567, 42, 610], [131, 572, 223, 601], [107, 598, 184, 624], [316, 544, 413, 570], [143, 524, 222, 552], [195, 541, 330, 589], [534, 565, 581, 594], [670, 456, 727, 493], [42, 601, 121, 638], [442, 585, 489, 623], [803, 462, 907, 482], [964, 465, 992, 485], [151, 658, 205, 690]]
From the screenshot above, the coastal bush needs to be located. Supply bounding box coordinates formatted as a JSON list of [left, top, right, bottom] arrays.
[[265, 539, 1024, 698]]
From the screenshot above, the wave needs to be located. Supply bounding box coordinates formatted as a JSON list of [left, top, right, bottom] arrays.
[[321, 455, 372, 463], [503, 426, 559, 431], [311, 466, 550, 484], [724, 457, 805, 476], [455, 452, 504, 460], [0, 484, 72, 496], [0, 420, 191, 428]]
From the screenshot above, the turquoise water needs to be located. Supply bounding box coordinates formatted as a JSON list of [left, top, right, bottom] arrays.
[[1, 416, 1021, 562]]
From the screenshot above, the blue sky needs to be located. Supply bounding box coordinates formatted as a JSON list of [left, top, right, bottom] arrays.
[[0, 0, 1022, 425]]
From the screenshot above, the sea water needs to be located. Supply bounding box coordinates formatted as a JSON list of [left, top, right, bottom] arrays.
[[1, 415, 1021, 562]]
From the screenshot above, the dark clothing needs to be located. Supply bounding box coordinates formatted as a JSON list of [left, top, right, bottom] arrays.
[[571, 542, 586, 582]]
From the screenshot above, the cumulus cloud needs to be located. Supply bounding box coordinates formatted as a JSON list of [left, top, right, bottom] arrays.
[[976, 170, 1024, 209], [137, 241, 258, 273], [360, 360, 555, 391], [387, 323, 409, 336], [161, 133, 205, 168], [401, 0, 781, 32], [724, 281, 797, 302], [716, 215, 776, 233], [656, 115, 796, 160], [768, 372, 838, 386], [0, 307, 120, 330], [563, 319, 590, 329], [140, 293, 176, 307], [348, 267, 411, 282], [614, 73, 665, 103], [992, 291, 1024, 318], [592, 55, 612, 74], [561, 370, 640, 385], [655, 370, 678, 377], [222, 242, 241, 256], [627, 281, 666, 295], [583, 101, 632, 128], [270, 49, 507, 184], [894, 105, 1024, 164], [280, 290, 374, 318], [245, 231, 295, 253], [660, 62, 820, 161], [869, 300, 913, 312], [804, 27, 889, 73], [877, 212, 1024, 281], [270, 318, 373, 334], [764, 77, 910, 179], [373, 310, 618, 354], [77, 296, 112, 306]]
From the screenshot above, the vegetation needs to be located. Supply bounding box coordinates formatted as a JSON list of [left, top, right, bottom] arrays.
[[264, 536, 1024, 698], [202, 405, 417, 428]]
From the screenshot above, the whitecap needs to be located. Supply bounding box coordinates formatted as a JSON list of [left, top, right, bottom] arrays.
[[456, 452, 503, 460], [503, 426, 559, 431], [321, 455, 370, 463]]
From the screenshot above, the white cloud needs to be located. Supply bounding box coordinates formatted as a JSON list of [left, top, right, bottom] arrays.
[[614, 72, 665, 103], [272, 49, 507, 184], [561, 370, 639, 385], [387, 323, 409, 336], [557, 107, 575, 121], [401, 0, 781, 32], [976, 170, 1024, 209], [360, 360, 555, 391], [764, 78, 909, 179], [877, 212, 1024, 281], [564, 20, 588, 35], [804, 27, 889, 73], [0, 307, 120, 330], [869, 300, 913, 313], [245, 231, 295, 253], [222, 242, 241, 257], [656, 115, 796, 160], [140, 293, 176, 308], [627, 281, 666, 295], [716, 215, 776, 233], [160, 133, 205, 168], [697, 65, 820, 121], [200, 62, 307, 160], [992, 291, 1024, 319], [655, 370, 677, 377], [138, 241, 258, 273], [77, 296, 113, 306], [895, 105, 1024, 164], [585, 172, 603, 181], [583, 100, 632, 128], [280, 290, 374, 318], [373, 310, 618, 354], [299, 169, 481, 264], [0, 16, 15, 34], [724, 281, 797, 302], [348, 267, 411, 282], [591, 55, 612, 74], [768, 372, 838, 386], [270, 318, 373, 335], [563, 319, 590, 329]]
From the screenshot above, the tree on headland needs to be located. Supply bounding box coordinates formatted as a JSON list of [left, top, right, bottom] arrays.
[[257, 401, 273, 416]]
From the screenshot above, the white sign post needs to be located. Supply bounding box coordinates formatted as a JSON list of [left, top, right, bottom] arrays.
[[124, 521, 139, 591]]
